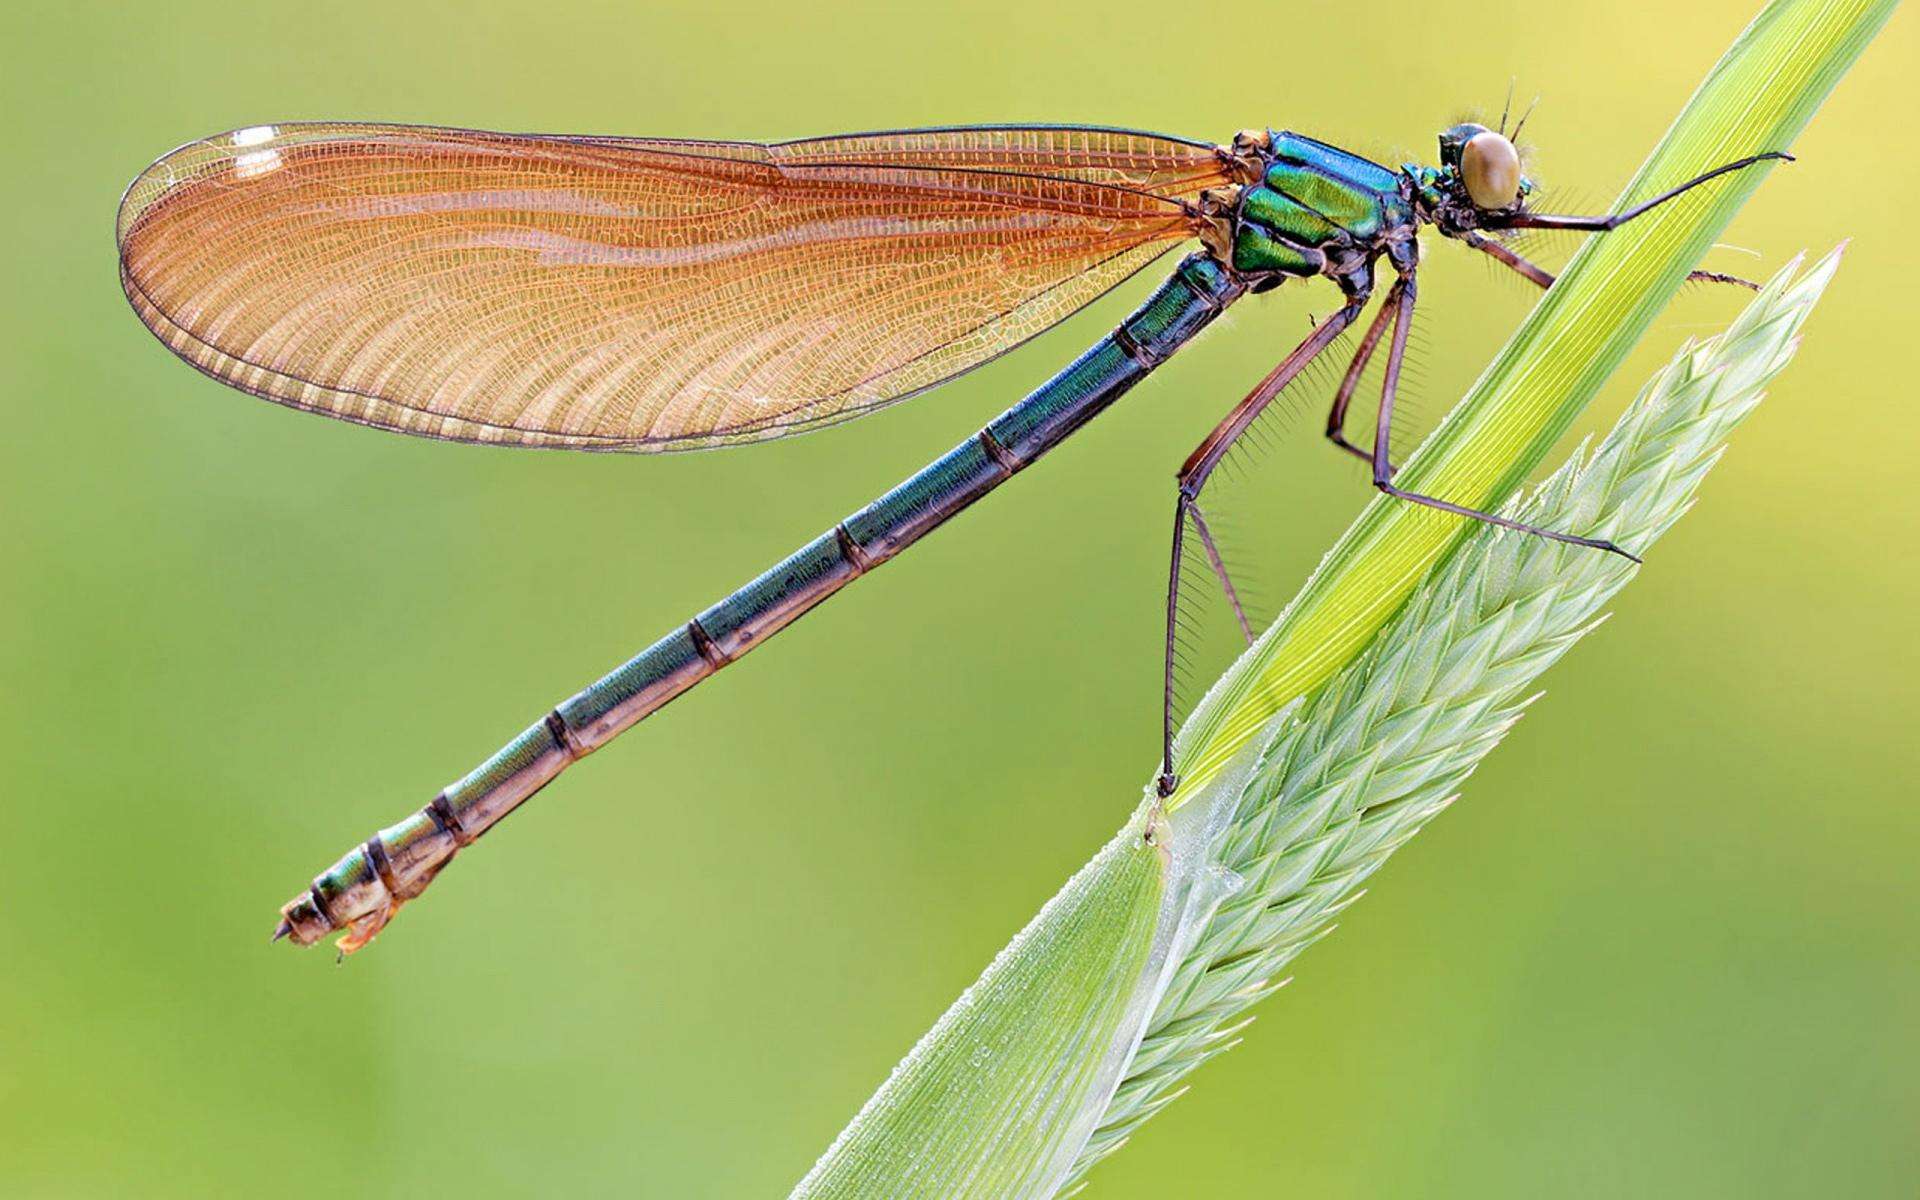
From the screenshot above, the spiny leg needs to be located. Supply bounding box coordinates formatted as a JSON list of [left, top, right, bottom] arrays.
[[1158, 295, 1368, 798], [1250, 278, 1409, 626], [1327, 278, 1406, 469], [1221, 281, 1414, 636], [1685, 268, 1760, 289], [1461, 230, 1757, 290], [1185, 500, 1255, 645], [1366, 272, 1641, 561]]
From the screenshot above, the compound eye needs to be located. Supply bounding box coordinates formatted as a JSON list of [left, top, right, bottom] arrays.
[[1461, 131, 1521, 209]]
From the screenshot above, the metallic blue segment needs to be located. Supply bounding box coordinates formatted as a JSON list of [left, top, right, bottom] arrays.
[[377, 810, 440, 860], [1270, 131, 1403, 193], [1174, 252, 1234, 297], [557, 626, 706, 732], [314, 845, 376, 903], [506, 257, 1239, 819], [842, 437, 1006, 557], [279, 255, 1257, 940], [988, 340, 1146, 461], [445, 718, 560, 814], [1123, 257, 1232, 359], [988, 254, 1238, 460], [1169, 253, 1240, 315], [697, 531, 852, 651]]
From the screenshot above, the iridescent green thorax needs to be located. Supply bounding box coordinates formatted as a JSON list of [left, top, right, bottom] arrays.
[[1228, 131, 1419, 294], [1404, 163, 1451, 213]]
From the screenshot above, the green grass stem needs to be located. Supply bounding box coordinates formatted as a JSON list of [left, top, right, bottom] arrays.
[[1168, 0, 1894, 808], [792, 2, 1889, 1192], [1064, 248, 1842, 1192]]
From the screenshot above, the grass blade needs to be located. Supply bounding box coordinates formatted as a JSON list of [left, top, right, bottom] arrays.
[[791, 0, 1889, 1191], [1062, 247, 1843, 1192], [1168, 0, 1895, 808]]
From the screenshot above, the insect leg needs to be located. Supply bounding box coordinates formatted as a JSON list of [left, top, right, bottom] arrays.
[[1157, 295, 1367, 798], [1461, 230, 1756, 289], [1186, 500, 1255, 645], [1366, 272, 1641, 561], [1327, 280, 1405, 467]]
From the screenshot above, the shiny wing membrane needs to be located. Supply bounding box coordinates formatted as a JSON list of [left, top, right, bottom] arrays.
[[118, 122, 1226, 450]]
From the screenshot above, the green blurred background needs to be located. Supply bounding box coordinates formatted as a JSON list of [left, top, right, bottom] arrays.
[[3, 2, 1914, 1195]]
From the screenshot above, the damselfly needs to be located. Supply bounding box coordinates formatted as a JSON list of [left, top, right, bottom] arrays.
[[116, 118, 1783, 952]]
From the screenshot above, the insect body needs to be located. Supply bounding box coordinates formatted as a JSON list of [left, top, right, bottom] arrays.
[[115, 119, 1782, 952]]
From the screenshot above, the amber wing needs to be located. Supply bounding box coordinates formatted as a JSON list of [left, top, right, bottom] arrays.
[[118, 122, 1226, 450]]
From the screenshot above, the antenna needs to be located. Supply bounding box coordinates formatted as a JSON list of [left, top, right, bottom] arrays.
[[1511, 94, 1542, 144]]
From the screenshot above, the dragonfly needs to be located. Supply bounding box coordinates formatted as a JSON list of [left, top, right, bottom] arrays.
[[116, 117, 1783, 953]]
